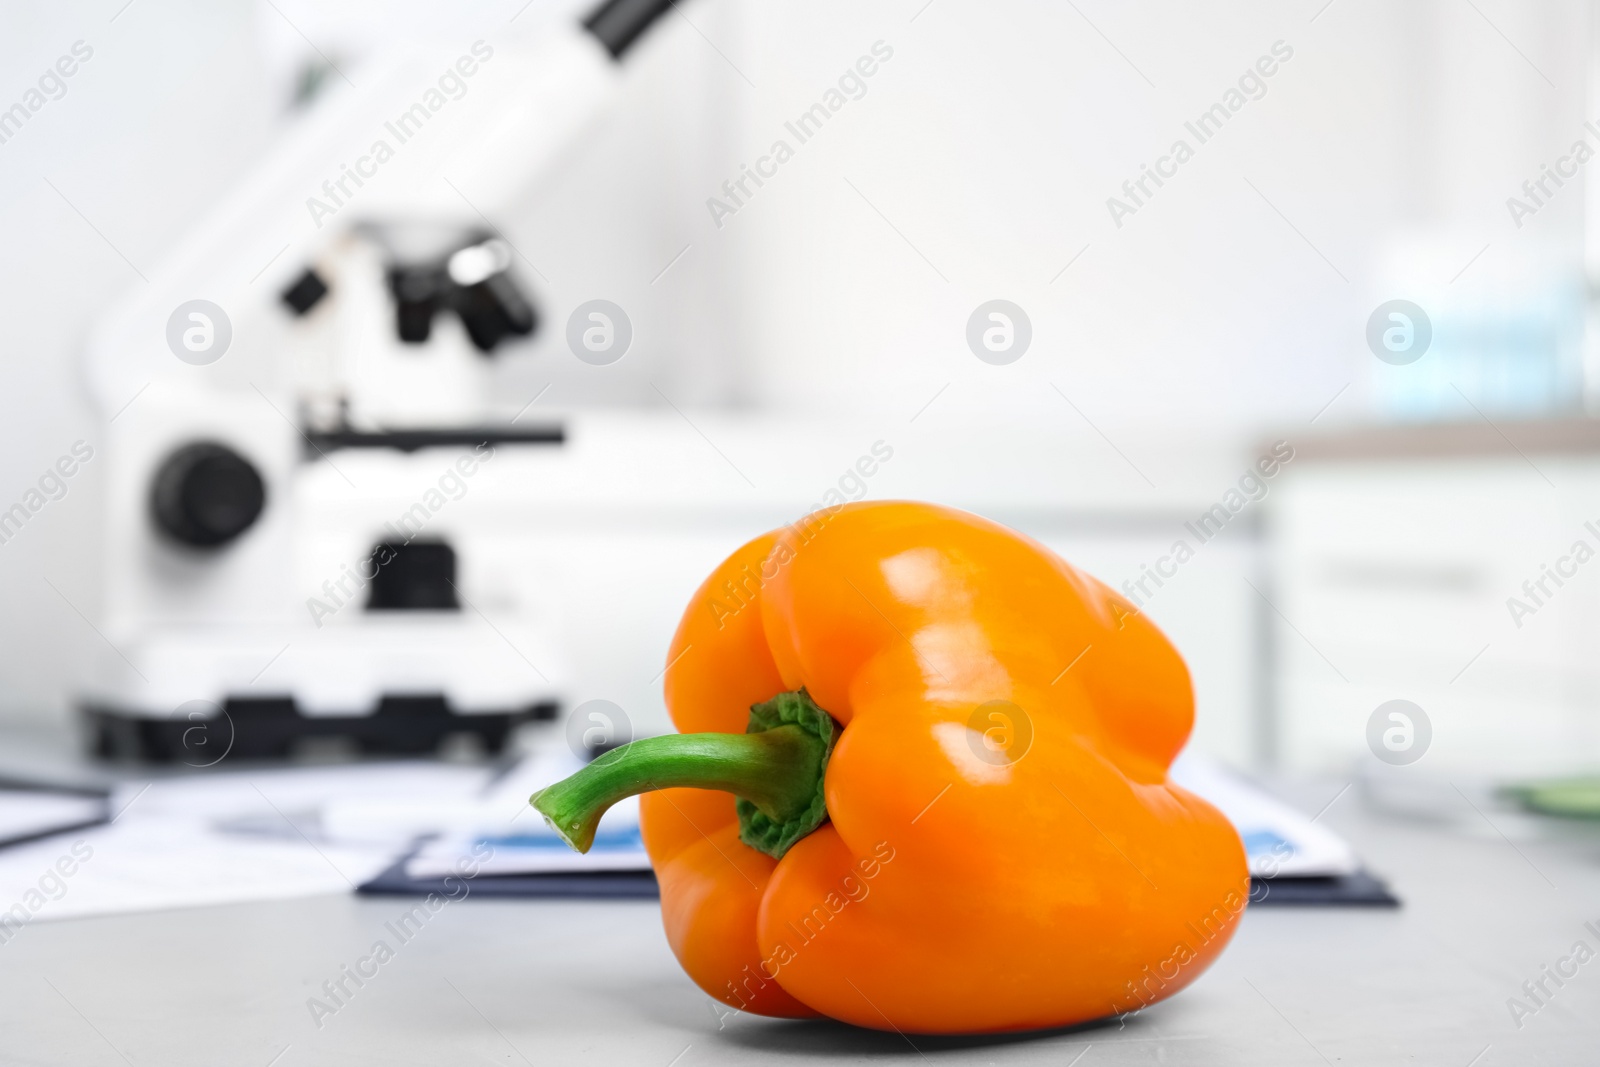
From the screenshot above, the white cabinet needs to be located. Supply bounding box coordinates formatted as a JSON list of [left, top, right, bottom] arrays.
[[1270, 426, 1600, 775]]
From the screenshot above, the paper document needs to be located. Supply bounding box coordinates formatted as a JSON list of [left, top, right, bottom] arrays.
[[0, 740, 1361, 928], [0, 762, 482, 928], [0, 789, 108, 849], [394, 745, 652, 878], [1170, 751, 1359, 878], [405, 747, 1362, 882]]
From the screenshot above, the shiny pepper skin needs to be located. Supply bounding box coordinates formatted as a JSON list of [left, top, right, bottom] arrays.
[[641, 501, 1249, 1033]]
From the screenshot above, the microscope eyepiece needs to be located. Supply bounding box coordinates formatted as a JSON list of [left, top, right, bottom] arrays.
[[383, 234, 537, 353]]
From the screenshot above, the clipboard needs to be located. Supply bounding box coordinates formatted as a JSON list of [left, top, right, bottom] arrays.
[[0, 775, 112, 851]]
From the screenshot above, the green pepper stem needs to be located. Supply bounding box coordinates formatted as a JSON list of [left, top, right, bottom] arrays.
[[530, 725, 825, 853]]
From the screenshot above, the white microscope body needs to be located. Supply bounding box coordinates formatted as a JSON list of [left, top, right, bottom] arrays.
[[81, 1, 677, 760]]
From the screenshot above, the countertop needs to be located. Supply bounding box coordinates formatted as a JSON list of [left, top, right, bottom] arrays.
[[1, 777, 1597, 1065]]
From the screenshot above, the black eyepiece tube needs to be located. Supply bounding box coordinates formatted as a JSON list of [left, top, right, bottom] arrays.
[[583, 0, 679, 60]]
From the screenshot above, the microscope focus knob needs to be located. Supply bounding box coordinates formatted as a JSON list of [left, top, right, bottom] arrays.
[[151, 442, 266, 548]]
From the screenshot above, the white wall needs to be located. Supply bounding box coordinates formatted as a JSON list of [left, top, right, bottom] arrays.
[[0, 0, 729, 725], [0, 1, 276, 726], [0, 0, 1591, 739], [717, 0, 1589, 425]]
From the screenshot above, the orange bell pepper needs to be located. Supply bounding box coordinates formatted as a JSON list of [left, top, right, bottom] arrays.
[[532, 500, 1248, 1033]]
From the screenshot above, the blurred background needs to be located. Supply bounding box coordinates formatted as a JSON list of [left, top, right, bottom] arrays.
[[1, 0, 1597, 787]]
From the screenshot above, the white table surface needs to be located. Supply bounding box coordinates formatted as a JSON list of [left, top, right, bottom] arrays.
[[0, 777, 1596, 1066]]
